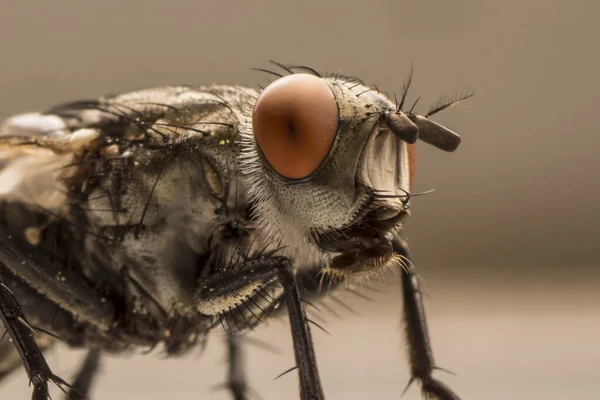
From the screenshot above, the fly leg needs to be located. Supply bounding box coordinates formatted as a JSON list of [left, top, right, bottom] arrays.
[[225, 334, 249, 400], [198, 256, 324, 400], [0, 275, 71, 400], [0, 231, 115, 332], [0, 230, 116, 399], [277, 262, 324, 400], [393, 238, 461, 400], [65, 349, 102, 400], [0, 329, 54, 385]]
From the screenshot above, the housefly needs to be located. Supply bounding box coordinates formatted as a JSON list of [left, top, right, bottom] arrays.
[[0, 62, 471, 400]]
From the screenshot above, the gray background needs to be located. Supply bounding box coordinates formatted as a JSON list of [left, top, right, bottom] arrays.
[[0, 1, 598, 399]]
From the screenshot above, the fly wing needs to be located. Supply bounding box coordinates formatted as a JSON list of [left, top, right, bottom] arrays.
[[0, 114, 74, 211]]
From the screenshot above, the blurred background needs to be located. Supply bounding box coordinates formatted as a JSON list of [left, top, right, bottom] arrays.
[[0, 1, 599, 399]]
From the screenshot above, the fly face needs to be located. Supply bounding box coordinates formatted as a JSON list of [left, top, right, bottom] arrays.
[[241, 71, 466, 280]]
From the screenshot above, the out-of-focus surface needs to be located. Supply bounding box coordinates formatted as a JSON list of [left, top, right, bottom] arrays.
[[3, 273, 599, 400], [0, 1, 598, 399]]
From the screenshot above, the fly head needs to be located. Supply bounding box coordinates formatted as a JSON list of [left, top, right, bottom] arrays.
[[240, 66, 470, 282]]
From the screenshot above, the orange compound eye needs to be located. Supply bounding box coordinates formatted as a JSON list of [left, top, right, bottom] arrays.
[[252, 74, 338, 179]]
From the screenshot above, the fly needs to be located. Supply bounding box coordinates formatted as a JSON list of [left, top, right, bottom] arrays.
[[0, 62, 472, 400]]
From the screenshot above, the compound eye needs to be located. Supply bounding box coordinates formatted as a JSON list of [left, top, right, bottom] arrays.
[[252, 74, 338, 179]]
